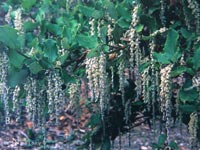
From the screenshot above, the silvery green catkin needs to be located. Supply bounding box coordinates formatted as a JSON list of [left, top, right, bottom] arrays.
[[188, 112, 198, 150], [54, 71, 65, 125], [14, 8, 23, 33], [187, 0, 200, 34], [118, 50, 125, 106], [128, 4, 140, 73], [160, 0, 166, 26], [12, 85, 21, 122], [5, 5, 12, 25], [68, 81, 80, 113], [99, 53, 110, 119], [47, 71, 55, 121], [150, 40, 156, 132], [160, 64, 173, 144], [128, 4, 142, 100], [0, 52, 10, 124], [24, 77, 38, 124], [182, 0, 192, 30], [85, 56, 100, 102], [47, 70, 65, 125], [142, 67, 150, 110], [89, 18, 95, 36]]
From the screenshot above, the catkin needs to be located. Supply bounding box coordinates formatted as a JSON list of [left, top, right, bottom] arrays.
[[160, 64, 173, 144]]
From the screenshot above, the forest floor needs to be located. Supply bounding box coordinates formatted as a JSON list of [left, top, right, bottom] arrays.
[[0, 117, 192, 150]]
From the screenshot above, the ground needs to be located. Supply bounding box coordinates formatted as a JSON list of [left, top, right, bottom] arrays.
[[0, 115, 191, 150]]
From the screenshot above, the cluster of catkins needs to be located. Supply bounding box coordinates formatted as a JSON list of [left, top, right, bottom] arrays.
[[85, 53, 110, 118], [47, 70, 65, 125]]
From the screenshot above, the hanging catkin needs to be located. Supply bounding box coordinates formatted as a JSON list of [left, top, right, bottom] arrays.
[[160, 64, 173, 144], [0, 52, 10, 124], [188, 112, 199, 150]]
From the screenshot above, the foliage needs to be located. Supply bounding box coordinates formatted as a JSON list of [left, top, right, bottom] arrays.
[[0, 0, 200, 149]]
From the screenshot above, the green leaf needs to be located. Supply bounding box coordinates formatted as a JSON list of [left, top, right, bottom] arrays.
[[47, 23, 62, 36], [61, 37, 70, 49], [171, 66, 194, 77], [77, 35, 98, 49], [62, 20, 79, 45], [28, 61, 43, 74], [163, 29, 179, 55], [43, 39, 58, 63], [180, 28, 194, 39], [116, 3, 131, 20], [0, 25, 20, 49], [135, 24, 144, 33], [140, 14, 157, 32], [117, 18, 130, 28], [79, 5, 103, 19], [86, 114, 101, 128], [112, 25, 123, 43], [169, 141, 179, 150], [17, 34, 25, 48], [179, 88, 198, 103], [158, 134, 166, 146], [106, 2, 118, 20], [23, 21, 38, 32], [22, 0, 36, 10], [58, 52, 69, 64], [193, 47, 200, 70], [153, 52, 171, 64], [8, 49, 25, 68], [86, 50, 100, 58], [102, 137, 111, 150], [8, 68, 28, 87], [179, 105, 196, 114]]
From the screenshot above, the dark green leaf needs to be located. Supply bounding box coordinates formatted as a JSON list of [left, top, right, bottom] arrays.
[[179, 88, 198, 103], [28, 61, 43, 74], [179, 105, 196, 114], [116, 3, 131, 20], [23, 21, 38, 32], [163, 29, 179, 55], [169, 141, 179, 150], [62, 21, 79, 45], [106, 2, 118, 20], [79, 5, 103, 19], [77, 35, 98, 49], [140, 15, 157, 32], [8, 49, 25, 68], [61, 37, 70, 49], [17, 34, 25, 48], [117, 18, 130, 28], [158, 134, 166, 146], [86, 114, 101, 128], [47, 23, 63, 36], [22, 0, 36, 10], [180, 28, 194, 39], [86, 50, 100, 58], [43, 39, 58, 63], [193, 47, 200, 70], [8, 68, 28, 87], [112, 25, 123, 43], [153, 52, 171, 64], [171, 66, 194, 77], [0, 25, 20, 49], [58, 52, 69, 64]]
